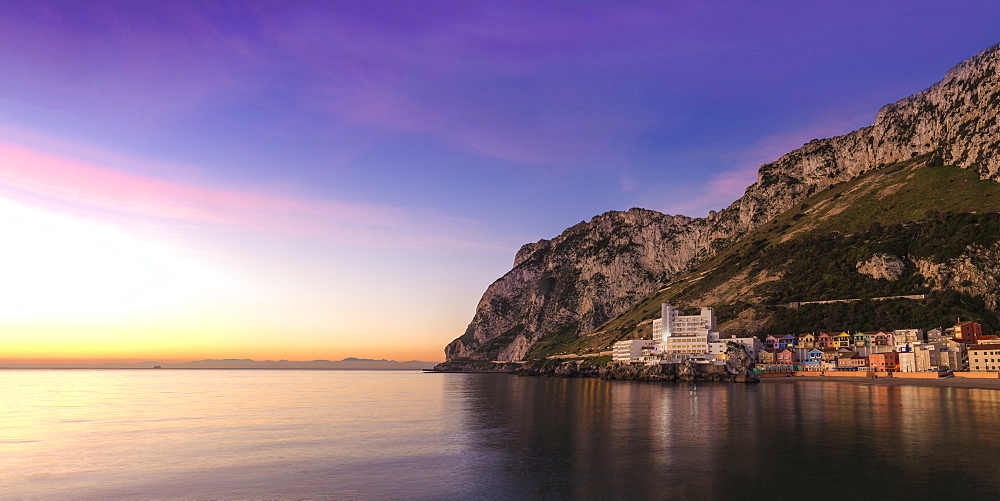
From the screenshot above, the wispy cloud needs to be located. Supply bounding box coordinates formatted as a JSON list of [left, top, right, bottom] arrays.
[[655, 165, 759, 217], [657, 109, 876, 216], [722, 109, 876, 177], [0, 2, 707, 167], [0, 140, 509, 251]]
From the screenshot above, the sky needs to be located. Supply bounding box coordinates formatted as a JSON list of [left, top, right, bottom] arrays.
[[0, 1, 998, 363]]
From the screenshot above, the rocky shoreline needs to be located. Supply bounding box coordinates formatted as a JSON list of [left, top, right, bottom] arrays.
[[434, 341, 760, 383], [431, 358, 760, 383]]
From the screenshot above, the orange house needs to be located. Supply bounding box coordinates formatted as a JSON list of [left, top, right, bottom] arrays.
[[869, 352, 900, 372]]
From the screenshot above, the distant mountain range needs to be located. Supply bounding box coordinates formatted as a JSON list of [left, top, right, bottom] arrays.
[[0, 358, 437, 370], [444, 43, 1000, 363]]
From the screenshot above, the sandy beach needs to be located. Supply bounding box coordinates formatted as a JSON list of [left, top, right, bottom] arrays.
[[765, 374, 1000, 391]]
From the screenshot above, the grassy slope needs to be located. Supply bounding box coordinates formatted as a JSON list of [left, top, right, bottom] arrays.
[[551, 158, 1000, 357]]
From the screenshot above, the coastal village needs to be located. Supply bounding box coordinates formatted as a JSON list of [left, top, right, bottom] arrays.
[[612, 303, 1000, 379]]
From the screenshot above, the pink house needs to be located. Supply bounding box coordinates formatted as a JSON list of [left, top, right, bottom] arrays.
[[874, 331, 891, 346], [775, 348, 795, 365], [816, 333, 833, 349]]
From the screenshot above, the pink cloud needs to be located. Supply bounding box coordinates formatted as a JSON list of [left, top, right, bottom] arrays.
[[721, 110, 875, 177], [0, 140, 508, 251], [653, 109, 877, 217], [656, 165, 760, 217]]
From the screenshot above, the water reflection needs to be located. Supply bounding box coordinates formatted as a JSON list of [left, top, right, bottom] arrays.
[[447, 376, 1000, 500], [4, 371, 1000, 500]]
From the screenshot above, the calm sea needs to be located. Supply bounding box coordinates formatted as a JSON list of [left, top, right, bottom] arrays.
[[3, 370, 1000, 500]]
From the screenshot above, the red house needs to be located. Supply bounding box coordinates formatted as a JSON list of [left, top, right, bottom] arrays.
[[955, 321, 985, 343]]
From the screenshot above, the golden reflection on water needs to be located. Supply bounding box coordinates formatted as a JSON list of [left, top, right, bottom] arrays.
[[1, 370, 466, 500]]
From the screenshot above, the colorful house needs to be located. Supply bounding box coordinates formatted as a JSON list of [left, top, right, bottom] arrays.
[[798, 333, 816, 349], [779, 334, 797, 349], [759, 349, 778, 365], [775, 348, 795, 365], [873, 331, 891, 346], [821, 348, 842, 363], [802, 349, 825, 370], [833, 332, 853, 348], [869, 352, 900, 372], [853, 332, 872, 347], [764, 335, 779, 350], [817, 333, 833, 349]]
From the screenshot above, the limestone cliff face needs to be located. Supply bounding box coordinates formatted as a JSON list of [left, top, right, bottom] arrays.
[[715, 44, 1000, 236], [446, 44, 1000, 361]]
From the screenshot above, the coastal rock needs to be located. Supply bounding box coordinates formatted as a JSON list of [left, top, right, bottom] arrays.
[[598, 361, 679, 381], [856, 254, 907, 281], [678, 359, 700, 381], [431, 361, 520, 373], [446, 44, 1000, 362], [553, 360, 580, 377], [725, 341, 760, 383]]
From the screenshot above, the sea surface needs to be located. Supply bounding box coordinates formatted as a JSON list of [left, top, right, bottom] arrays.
[[3, 370, 1000, 500]]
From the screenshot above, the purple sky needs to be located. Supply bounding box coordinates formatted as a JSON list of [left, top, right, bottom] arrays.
[[0, 1, 998, 361]]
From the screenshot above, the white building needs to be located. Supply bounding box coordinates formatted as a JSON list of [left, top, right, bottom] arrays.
[[612, 339, 656, 363], [929, 338, 967, 371], [899, 346, 934, 372], [893, 328, 925, 352], [852, 344, 896, 358], [969, 344, 1000, 372], [654, 303, 719, 355], [708, 336, 763, 361]]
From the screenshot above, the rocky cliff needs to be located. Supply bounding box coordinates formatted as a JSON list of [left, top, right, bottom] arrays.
[[445, 208, 720, 361], [446, 44, 1000, 362]]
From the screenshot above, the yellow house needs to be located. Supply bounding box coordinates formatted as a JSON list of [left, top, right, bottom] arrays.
[[834, 332, 853, 348]]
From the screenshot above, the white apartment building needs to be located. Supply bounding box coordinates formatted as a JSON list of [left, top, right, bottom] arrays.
[[851, 344, 896, 358], [655, 303, 719, 355], [930, 338, 968, 371], [969, 344, 1000, 372], [899, 346, 934, 372], [613, 339, 656, 363], [893, 328, 925, 352]]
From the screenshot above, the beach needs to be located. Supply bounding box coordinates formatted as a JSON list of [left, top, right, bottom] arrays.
[[766, 374, 1000, 390]]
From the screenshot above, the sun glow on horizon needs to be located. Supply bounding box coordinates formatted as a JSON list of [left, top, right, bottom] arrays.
[[0, 196, 232, 320]]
